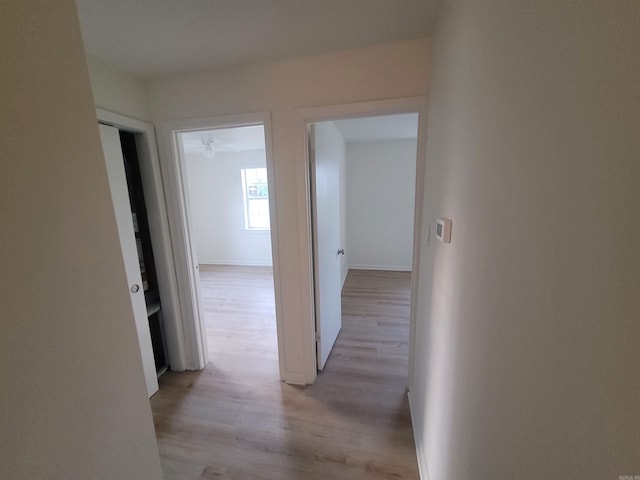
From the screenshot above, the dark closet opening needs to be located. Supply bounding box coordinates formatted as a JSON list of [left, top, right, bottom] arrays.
[[120, 131, 169, 375]]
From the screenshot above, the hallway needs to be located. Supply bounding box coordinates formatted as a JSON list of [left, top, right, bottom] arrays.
[[150, 266, 418, 479]]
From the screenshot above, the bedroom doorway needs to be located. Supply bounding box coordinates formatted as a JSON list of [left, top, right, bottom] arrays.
[[308, 113, 419, 377], [294, 96, 428, 385], [160, 112, 285, 378], [178, 124, 279, 377]]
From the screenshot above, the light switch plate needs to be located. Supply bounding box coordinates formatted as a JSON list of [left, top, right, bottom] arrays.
[[436, 218, 452, 243]]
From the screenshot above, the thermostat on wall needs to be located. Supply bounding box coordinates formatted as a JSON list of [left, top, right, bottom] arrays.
[[436, 218, 452, 243]]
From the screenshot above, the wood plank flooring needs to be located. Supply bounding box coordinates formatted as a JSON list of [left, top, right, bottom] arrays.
[[150, 266, 418, 479]]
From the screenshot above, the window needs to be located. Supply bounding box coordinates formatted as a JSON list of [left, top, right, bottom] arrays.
[[241, 167, 270, 230]]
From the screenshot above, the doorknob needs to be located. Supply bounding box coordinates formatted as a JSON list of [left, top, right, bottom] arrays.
[[130, 284, 140, 293], [337, 249, 345, 255]]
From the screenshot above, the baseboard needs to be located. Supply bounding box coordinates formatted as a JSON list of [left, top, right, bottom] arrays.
[[281, 371, 311, 385], [408, 389, 430, 480], [198, 260, 273, 267], [349, 264, 412, 272]]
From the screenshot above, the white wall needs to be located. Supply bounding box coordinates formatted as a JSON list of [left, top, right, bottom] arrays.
[[86, 54, 151, 121], [411, 1, 640, 479], [185, 150, 272, 266], [0, 1, 162, 478], [148, 38, 430, 381], [346, 139, 416, 270]]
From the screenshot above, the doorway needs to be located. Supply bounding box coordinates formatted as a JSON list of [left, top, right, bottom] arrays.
[[97, 109, 182, 396], [157, 99, 426, 386], [160, 113, 285, 377], [294, 96, 428, 384], [309, 113, 419, 375], [177, 124, 279, 374], [119, 130, 170, 376]]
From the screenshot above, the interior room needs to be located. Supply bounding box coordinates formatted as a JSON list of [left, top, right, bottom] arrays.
[[335, 113, 418, 273], [310, 114, 418, 372], [3, 2, 639, 480], [181, 125, 273, 268], [181, 124, 279, 377]]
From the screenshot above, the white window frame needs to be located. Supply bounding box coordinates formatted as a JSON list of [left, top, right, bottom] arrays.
[[241, 166, 270, 231]]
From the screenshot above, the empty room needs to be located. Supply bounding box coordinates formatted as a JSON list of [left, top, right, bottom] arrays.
[[310, 112, 419, 377]]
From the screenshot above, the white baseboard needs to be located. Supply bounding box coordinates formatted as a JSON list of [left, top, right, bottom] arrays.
[[349, 264, 412, 272], [282, 371, 311, 385], [198, 260, 273, 267], [408, 389, 430, 480]]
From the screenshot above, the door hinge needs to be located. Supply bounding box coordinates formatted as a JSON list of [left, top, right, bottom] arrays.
[[314, 331, 320, 342]]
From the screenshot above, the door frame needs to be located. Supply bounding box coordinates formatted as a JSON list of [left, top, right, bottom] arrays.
[[293, 96, 428, 384], [96, 109, 185, 372], [159, 112, 285, 375]]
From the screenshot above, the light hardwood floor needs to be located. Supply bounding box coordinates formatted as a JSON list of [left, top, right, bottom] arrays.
[[150, 266, 418, 479]]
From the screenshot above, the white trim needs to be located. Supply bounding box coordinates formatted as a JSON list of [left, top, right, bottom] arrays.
[[408, 101, 430, 390], [240, 166, 270, 230], [96, 108, 186, 372], [159, 112, 287, 378], [293, 96, 428, 385], [281, 372, 310, 386], [408, 390, 430, 480], [349, 265, 413, 272], [198, 261, 273, 267]]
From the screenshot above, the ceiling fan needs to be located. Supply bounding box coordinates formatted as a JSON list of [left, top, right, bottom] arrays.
[[199, 138, 241, 158], [180, 134, 242, 158]]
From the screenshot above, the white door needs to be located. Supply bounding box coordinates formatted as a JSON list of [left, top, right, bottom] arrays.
[[175, 132, 208, 367], [310, 124, 343, 370], [99, 124, 159, 397]]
